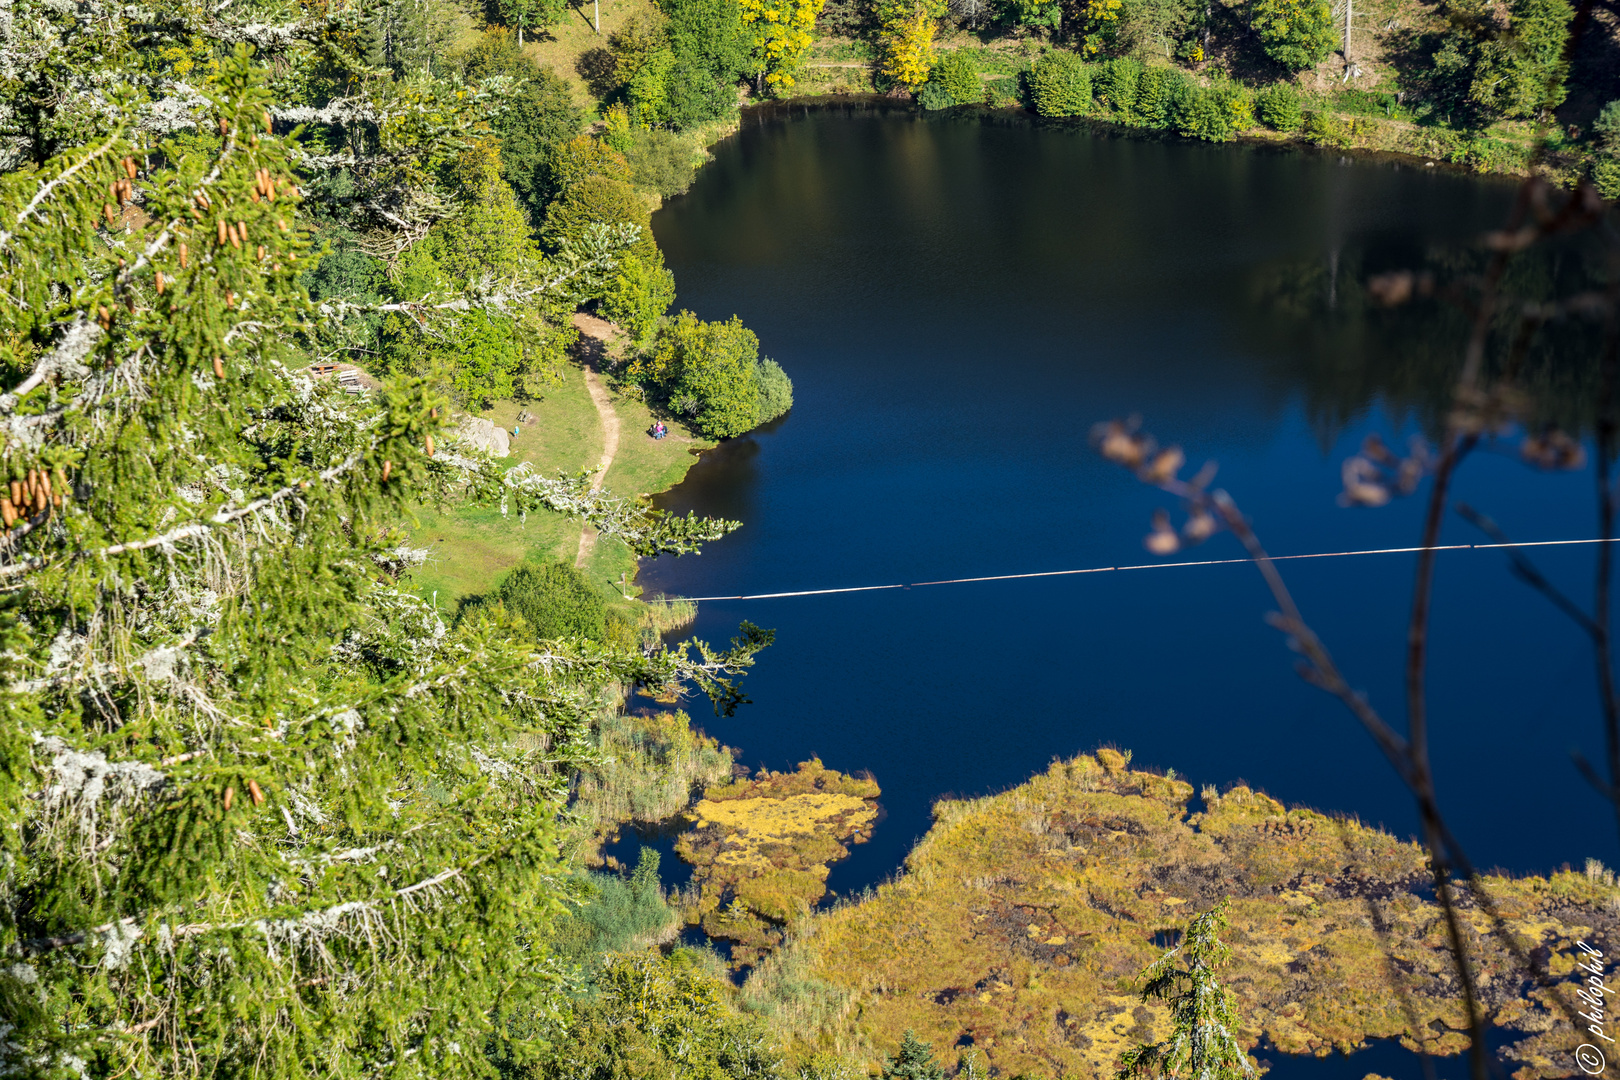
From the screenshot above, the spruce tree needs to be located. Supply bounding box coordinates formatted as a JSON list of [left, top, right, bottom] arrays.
[[0, 47, 764, 1080], [880, 1031, 945, 1080], [1116, 900, 1255, 1080]]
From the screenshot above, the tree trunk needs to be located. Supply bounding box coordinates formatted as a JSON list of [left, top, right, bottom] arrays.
[[594, 0, 600, 33]]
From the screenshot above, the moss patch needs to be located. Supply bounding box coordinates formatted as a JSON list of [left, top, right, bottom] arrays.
[[676, 760, 881, 967], [746, 753, 1611, 1079]]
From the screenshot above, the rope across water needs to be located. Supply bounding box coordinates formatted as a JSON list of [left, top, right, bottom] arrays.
[[649, 537, 1620, 602]]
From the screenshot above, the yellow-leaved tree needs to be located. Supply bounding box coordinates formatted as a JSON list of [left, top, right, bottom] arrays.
[[741, 0, 825, 94], [877, 0, 946, 90], [1080, 0, 1123, 55]]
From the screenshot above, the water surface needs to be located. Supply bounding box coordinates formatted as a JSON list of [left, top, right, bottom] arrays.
[[641, 102, 1611, 900]]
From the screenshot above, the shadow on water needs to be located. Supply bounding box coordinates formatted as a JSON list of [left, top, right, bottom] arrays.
[[1255, 1026, 1521, 1080]]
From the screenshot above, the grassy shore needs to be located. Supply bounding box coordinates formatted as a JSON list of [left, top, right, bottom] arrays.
[[406, 356, 714, 609]]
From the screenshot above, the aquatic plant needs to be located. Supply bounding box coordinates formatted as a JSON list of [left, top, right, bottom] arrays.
[[677, 760, 882, 966], [749, 753, 1608, 1076]]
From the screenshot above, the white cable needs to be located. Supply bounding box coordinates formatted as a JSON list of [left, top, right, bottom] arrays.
[[648, 537, 1620, 603]]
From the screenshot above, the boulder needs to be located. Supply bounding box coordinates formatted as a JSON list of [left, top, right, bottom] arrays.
[[456, 415, 510, 458]]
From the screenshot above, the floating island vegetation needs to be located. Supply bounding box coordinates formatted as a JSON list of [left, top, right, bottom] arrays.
[[675, 759, 881, 967], [743, 749, 1610, 1079]]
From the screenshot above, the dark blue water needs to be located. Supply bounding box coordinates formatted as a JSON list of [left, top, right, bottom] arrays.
[[641, 102, 1611, 905]]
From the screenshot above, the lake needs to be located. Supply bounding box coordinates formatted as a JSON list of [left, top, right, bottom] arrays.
[[638, 100, 1609, 906]]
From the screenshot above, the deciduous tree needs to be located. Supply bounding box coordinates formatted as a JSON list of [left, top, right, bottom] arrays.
[[878, 0, 948, 90], [1250, 0, 1334, 70], [741, 0, 826, 93], [1468, 0, 1574, 119], [497, 0, 569, 43]]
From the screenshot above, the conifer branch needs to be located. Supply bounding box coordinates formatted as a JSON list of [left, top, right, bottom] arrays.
[[0, 131, 124, 251], [1, 315, 99, 406], [0, 449, 368, 579]]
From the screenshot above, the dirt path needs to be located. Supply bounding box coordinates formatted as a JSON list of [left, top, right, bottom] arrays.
[[574, 313, 621, 568]]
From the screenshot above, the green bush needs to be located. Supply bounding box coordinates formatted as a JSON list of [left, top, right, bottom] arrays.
[[626, 128, 698, 197], [1256, 83, 1303, 131], [1594, 99, 1620, 151], [933, 49, 983, 106], [1301, 108, 1335, 142], [534, 951, 781, 1080], [987, 76, 1021, 107], [498, 561, 609, 640], [1593, 157, 1620, 200], [1097, 57, 1142, 119], [601, 250, 676, 349], [755, 358, 794, 424], [1215, 80, 1255, 131], [1174, 86, 1232, 142], [1030, 51, 1092, 118], [917, 81, 955, 110], [1302, 108, 1346, 144], [1133, 67, 1184, 129]]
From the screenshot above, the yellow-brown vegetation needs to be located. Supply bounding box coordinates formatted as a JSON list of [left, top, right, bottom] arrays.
[[676, 759, 881, 966], [745, 753, 1610, 1079]]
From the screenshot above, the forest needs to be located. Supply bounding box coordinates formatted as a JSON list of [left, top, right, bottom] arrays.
[[0, 0, 1614, 1077]]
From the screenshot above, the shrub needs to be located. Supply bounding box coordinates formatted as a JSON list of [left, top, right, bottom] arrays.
[[987, 76, 1021, 107], [497, 560, 609, 640], [933, 48, 983, 106], [917, 80, 956, 110], [1594, 99, 1620, 152], [1174, 86, 1232, 142], [534, 952, 781, 1080], [601, 250, 677, 348], [1216, 80, 1255, 131], [1256, 83, 1303, 131], [755, 358, 794, 424], [1595, 100, 1620, 199], [626, 127, 698, 197], [1030, 51, 1091, 117], [1097, 57, 1142, 119], [1133, 66, 1183, 129], [1592, 157, 1620, 200], [601, 103, 635, 153], [1301, 108, 1342, 144]]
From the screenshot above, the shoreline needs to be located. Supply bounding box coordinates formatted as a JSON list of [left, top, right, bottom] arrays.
[[737, 92, 1545, 185]]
